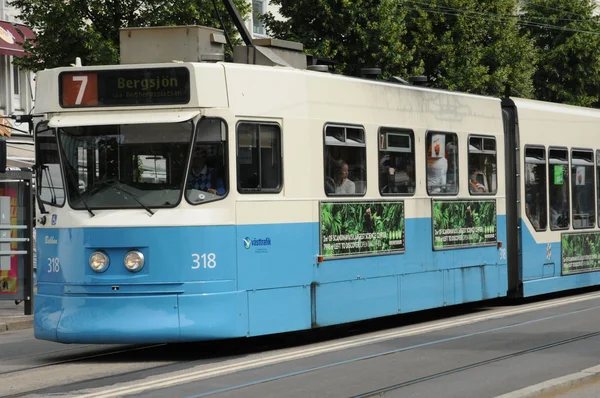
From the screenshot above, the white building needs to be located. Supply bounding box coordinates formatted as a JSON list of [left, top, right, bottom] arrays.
[[247, 0, 281, 37], [0, 0, 35, 169]]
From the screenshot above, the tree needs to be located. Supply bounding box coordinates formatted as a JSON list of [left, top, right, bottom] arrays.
[[9, 0, 251, 71], [402, 0, 537, 98], [262, 0, 415, 79], [264, 0, 536, 98], [520, 0, 600, 107]]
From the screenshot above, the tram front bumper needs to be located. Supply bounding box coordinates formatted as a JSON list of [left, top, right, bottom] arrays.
[[34, 290, 248, 344], [34, 293, 181, 344]]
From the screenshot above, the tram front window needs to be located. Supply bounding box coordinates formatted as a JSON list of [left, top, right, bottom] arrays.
[[58, 121, 194, 210]]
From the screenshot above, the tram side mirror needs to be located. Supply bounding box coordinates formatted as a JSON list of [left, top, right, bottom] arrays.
[[0, 140, 6, 173]]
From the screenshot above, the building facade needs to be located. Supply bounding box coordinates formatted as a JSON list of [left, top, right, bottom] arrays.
[[0, 0, 35, 169], [247, 0, 281, 37]]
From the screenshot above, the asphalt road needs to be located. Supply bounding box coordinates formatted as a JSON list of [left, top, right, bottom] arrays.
[[3, 289, 600, 398]]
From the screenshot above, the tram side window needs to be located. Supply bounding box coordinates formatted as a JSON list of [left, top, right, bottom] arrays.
[[571, 149, 595, 229], [524, 147, 547, 231], [548, 148, 569, 230], [324, 125, 366, 196], [378, 128, 415, 195], [35, 123, 65, 206], [426, 132, 458, 195], [468, 136, 496, 194], [187, 118, 228, 203], [237, 122, 282, 192]]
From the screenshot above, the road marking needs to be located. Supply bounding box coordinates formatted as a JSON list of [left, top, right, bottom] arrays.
[[77, 292, 600, 398]]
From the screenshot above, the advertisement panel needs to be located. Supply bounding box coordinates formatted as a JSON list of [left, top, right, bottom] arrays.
[[432, 199, 497, 250], [0, 187, 18, 294], [562, 232, 600, 275], [320, 201, 404, 259]]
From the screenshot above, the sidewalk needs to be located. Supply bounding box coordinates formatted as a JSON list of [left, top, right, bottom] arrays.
[[0, 299, 33, 332], [496, 365, 600, 398]]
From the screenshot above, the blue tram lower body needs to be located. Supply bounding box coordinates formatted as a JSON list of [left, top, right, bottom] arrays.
[[520, 220, 600, 297], [36, 215, 598, 344]]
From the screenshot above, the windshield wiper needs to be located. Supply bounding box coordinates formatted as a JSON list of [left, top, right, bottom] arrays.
[[86, 179, 155, 216]]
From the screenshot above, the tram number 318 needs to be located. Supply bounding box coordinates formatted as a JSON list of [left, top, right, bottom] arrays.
[[191, 253, 217, 269], [47, 257, 60, 273]]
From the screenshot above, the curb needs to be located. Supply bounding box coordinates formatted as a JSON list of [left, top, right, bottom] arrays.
[[496, 365, 600, 397], [0, 317, 33, 332]]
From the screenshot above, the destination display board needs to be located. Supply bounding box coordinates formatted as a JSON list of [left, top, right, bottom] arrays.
[[59, 67, 190, 107]]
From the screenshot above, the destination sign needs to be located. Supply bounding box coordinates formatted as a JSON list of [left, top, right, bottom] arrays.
[[59, 67, 190, 107]]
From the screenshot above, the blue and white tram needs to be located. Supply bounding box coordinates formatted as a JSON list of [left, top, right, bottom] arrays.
[[503, 98, 600, 297], [31, 48, 600, 344]]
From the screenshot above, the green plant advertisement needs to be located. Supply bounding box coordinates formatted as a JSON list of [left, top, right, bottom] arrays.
[[562, 232, 600, 275], [320, 201, 405, 258], [432, 200, 497, 249]]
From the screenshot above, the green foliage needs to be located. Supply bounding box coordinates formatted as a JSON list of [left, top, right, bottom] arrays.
[[432, 200, 496, 248], [9, 0, 251, 71], [263, 0, 414, 78], [321, 201, 405, 257], [520, 0, 600, 107], [264, 0, 536, 98], [403, 0, 537, 97]]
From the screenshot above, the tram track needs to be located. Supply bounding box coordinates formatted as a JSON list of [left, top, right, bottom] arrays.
[[350, 330, 600, 398], [0, 343, 167, 376], [4, 291, 600, 398], [177, 304, 600, 398]]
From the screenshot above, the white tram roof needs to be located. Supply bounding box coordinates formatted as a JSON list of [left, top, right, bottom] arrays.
[[35, 61, 502, 134], [507, 97, 600, 149]]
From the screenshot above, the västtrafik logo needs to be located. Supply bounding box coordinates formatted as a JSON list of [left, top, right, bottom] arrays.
[[243, 237, 271, 249]]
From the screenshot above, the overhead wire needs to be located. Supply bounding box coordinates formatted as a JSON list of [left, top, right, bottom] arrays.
[[405, 0, 593, 23], [400, 0, 600, 35], [519, 0, 588, 18]]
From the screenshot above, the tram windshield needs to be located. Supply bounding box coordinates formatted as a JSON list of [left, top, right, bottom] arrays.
[[57, 120, 194, 211]]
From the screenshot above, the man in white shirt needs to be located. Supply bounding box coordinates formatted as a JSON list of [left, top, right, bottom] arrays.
[[427, 156, 448, 193]]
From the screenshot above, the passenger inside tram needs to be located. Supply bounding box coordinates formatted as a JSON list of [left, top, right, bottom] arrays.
[[469, 168, 486, 193], [186, 145, 225, 196], [427, 155, 448, 193], [525, 193, 542, 230], [550, 195, 569, 229], [332, 159, 355, 194]]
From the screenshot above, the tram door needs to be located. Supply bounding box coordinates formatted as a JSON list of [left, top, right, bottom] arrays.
[[502, 101, 524, 297]]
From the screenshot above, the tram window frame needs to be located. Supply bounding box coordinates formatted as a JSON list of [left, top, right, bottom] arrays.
[[524, 146, 547, 232], [35, 121, 66, 207], [378, 127, 415, 196], [60, 120, 195, 211], [236, 121, 283, 193], [426, 131, 459, 196], [186, 117, 229, 205], [571, 148, 595, 230], [323, 123, 367, 197], [467, 135, 497, 196], [548, 147, 570, 231]]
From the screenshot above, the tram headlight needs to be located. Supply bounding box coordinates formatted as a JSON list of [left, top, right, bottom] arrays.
[[89, 251, 110, 273], [124, 250, 145, 272]]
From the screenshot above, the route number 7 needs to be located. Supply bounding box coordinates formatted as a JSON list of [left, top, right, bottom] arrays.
[[72, 76, 88, 105], [61, 72, 98, 107]]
